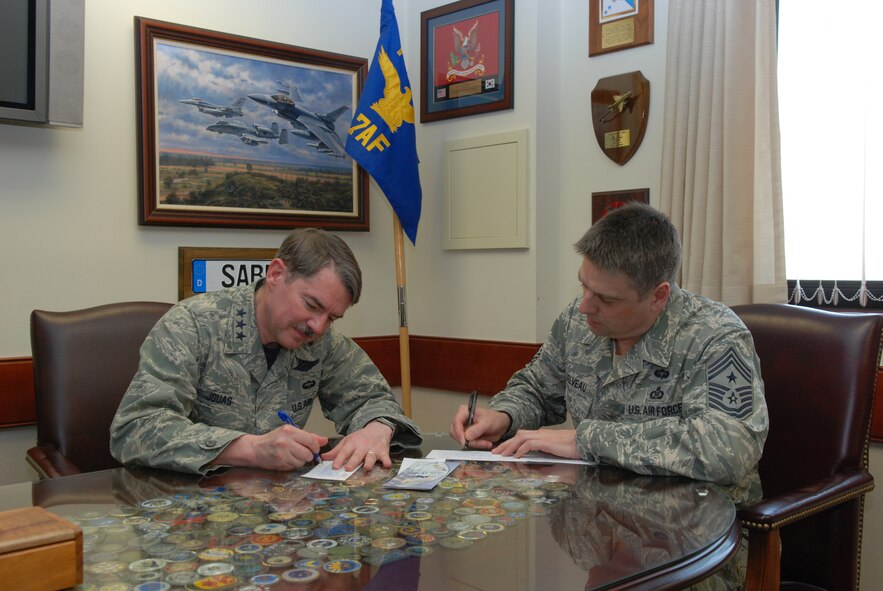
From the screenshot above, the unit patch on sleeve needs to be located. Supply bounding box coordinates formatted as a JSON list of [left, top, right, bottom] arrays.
[[707, 346, 754, 419]]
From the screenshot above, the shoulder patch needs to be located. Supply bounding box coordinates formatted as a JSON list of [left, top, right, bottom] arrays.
[[706, 346, 754, 419]]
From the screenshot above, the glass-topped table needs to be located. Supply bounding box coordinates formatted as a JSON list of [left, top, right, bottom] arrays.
[[0, 435, 739, 591]]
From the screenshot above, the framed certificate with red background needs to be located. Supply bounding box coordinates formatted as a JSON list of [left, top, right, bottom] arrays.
[[420, 0, 513, 122]]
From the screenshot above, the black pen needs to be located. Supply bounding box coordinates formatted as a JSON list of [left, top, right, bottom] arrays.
[[464, 390, 478, 449], [277, 410, 321, 464]]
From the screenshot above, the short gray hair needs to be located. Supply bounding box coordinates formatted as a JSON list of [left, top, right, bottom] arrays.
[[574, 202, 681, 296], [275, 228, 362, 304]]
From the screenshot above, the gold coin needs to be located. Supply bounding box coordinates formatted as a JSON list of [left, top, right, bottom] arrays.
[[206, 511, 238, 523]]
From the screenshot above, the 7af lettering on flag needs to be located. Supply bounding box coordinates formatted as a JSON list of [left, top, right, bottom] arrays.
[[345, 0, 422, 244]]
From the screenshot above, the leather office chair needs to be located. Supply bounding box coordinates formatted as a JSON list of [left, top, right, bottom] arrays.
[[732, 304, 882, 591], [27, 301, 172, 479]]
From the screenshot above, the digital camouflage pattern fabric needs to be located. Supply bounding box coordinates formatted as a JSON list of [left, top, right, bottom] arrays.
[[110, 283, 420, 474], [488, 284, 768, 507]]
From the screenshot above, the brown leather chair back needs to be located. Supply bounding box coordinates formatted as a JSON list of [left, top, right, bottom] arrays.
[[29, 302, 172, 477], [732, 304, 882, 590]]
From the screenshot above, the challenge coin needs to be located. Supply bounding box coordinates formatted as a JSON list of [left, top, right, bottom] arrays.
[[476, 523, 506, 534], [249, 574, 279, 586], [438, 536, 472, 549], [295, 559, 325, 569], [371, 537, 406, 550], [197, 562, 235, 576], [129, 558, 167, 572], [261, 555, 293, 568], [187, 574, 239, 590], [323, 559, 361, 574], [281, 568, 320, 583], [140, 499, 173, 510], [133, 583, 171, 591], [165, 572, 198, 586]]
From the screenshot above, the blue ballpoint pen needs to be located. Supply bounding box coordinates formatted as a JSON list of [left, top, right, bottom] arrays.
[[277, 410, 322, 464]]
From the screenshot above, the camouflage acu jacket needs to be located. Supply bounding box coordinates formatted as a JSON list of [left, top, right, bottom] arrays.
[[110, 283, 420, 474], [488, 284, 768, 506]]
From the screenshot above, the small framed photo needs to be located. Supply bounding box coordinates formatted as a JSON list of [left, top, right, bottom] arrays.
[[136, 17, 369, 231], [420, 0, 514, 123], [589, 0, 654, 57]]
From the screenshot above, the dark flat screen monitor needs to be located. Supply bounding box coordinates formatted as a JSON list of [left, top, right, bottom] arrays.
[[0, 0, 49, 124]]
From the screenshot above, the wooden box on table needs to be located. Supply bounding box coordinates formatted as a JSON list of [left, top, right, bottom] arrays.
[[0, 507, 82, 591]]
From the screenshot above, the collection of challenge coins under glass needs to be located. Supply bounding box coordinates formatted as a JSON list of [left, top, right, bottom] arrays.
[[64, 460, 574, 591]]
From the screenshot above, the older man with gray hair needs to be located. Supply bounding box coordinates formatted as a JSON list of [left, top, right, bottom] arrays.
[[112, 228, 420, 475]]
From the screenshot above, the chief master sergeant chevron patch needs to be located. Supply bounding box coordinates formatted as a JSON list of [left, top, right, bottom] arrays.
[[707, 346, 754, 419]]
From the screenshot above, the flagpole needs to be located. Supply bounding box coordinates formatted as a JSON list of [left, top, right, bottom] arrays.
[[342, 0, 419, 416], [392, 213, 413, 417]]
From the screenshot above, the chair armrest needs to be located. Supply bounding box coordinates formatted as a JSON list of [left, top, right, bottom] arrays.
[[738, 469, 874, 531], [26, 445, 84, 479]]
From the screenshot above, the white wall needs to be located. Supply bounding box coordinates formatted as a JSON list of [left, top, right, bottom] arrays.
[[0, 2, 670, 353], [405, 1, 669, 343], [405, 0, 542, 343], [0, 0, 399, 358]]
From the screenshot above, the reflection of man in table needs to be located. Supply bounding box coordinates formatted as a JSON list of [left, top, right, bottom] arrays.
[[550, 469, 743, 590], [111, 228, 421, 475]]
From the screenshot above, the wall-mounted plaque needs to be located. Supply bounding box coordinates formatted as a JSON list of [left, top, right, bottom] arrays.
[[589, 0, 654, 57], [590, 71, 649, 166]]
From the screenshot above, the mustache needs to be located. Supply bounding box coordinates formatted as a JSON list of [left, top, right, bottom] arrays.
[[298, 324, 315, 338]]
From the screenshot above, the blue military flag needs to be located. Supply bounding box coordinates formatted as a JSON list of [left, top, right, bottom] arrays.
[[345, 0, 422, 244]]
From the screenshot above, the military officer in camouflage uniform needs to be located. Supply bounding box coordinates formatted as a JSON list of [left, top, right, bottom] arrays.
[[111, 228, 420, 475], [450, 202, 768, 508]]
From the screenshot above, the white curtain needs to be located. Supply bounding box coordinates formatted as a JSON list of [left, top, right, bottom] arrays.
[[659, 0, 786, 305]]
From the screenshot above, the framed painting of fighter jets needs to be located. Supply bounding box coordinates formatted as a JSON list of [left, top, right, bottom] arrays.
[[135, 17, 369, 231], [420, 0, 514, 123]]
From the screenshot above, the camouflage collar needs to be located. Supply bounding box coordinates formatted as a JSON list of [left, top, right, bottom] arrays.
[[634, 283, 684, 367], [222, 282, 328, 364]]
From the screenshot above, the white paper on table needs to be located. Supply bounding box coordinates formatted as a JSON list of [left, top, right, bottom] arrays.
[[301, 460, 359, 481], [426, 449, 594, 465], [383, 457, 462, 490]]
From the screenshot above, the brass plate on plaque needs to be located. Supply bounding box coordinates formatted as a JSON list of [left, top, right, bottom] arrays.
[[591, 71, 649, 165]]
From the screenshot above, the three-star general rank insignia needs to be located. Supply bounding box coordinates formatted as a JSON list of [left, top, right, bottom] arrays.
[[707, 347, 754, 419]]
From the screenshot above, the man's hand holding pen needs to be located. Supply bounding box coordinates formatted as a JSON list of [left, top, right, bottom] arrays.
[[277, 410, 322, 464], [212, 417, 327, 471], [449, 392, 512, 450]]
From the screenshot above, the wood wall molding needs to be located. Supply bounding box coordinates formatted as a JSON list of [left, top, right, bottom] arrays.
[[0, 336, 540, 429], [0, 357, 37, 428], [6, 338, 883, 443], [409, 335, 539, 395]]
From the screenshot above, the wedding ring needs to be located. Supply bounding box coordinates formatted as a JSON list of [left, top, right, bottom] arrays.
[[366, 450, 376, 456]]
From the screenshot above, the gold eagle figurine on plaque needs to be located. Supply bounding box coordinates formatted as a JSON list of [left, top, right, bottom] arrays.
[[591, 71, 650, 165]]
